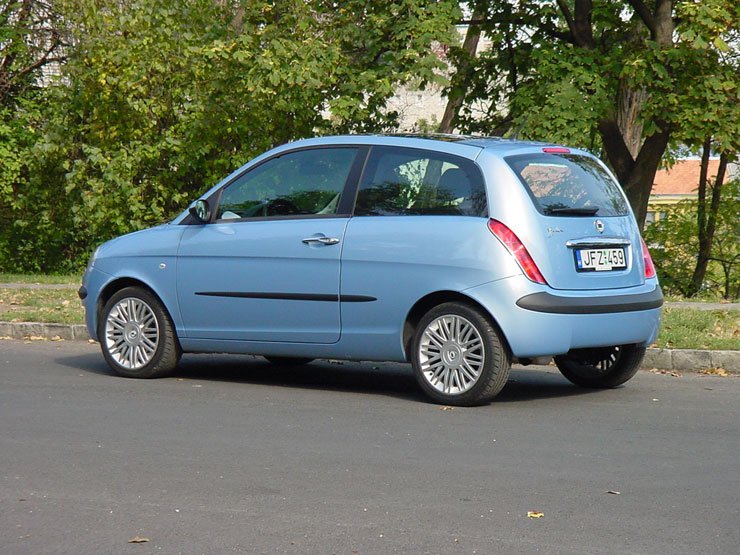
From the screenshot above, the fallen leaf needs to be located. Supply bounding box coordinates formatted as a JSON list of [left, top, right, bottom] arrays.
[[50, 336, 64, 342], [128, 536, 150, 543], [649, 369, 681, 377], [527, 511, 544, 519], [700, 368, 729, 377]]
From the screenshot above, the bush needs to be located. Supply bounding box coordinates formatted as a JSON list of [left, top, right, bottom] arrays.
[[644, 180, 739, 300], [0, 0, 458, 273]]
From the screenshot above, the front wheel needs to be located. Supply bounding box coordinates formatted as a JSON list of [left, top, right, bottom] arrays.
[[98, 287, 181, 378], [554, 344, 646, 388], [411, 302, 510, 406]]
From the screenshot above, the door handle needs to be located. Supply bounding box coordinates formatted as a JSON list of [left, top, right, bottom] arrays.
[[302, 236, 340, 245]]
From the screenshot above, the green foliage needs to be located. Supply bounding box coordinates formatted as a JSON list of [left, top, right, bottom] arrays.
[[0, 93, 64, 272], [644, 180, 739, 300], [453, 1, 739, 156], [0, 0, 458, 272]]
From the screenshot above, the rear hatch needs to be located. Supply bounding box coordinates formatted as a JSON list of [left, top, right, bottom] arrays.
[[506, 151, 644, 291]]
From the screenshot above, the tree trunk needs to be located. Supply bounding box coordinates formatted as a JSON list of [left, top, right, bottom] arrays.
[[687, 145, 729, 297], [438, 9, 484, 134], [598, 118, 670, 228], [617, 85, 646, 159]]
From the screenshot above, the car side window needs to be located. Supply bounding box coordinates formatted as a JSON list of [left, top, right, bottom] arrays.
[[354, 147, 487, 217], [217, 148, 358, 220]]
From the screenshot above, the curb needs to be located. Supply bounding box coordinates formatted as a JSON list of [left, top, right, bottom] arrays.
[[0, 321, 737, 373], [0, 321, 90, 342], [642, 348, 739, 373]]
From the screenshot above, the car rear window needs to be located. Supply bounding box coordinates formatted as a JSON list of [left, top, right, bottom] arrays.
[[506, 153, 629, 217]]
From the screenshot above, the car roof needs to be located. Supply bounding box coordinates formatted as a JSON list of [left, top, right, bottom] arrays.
[[279, 134, 583, 158]]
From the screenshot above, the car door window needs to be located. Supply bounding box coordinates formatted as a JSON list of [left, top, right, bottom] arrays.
[[217, 148, 358, 220], [354, 147, 487, 217]]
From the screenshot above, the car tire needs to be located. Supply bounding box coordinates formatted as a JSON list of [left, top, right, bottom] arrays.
[[411, 302, 511, 406], [98, 286, 181, 378], [554, 344, 645, 388], [263, 356, 314, 366]]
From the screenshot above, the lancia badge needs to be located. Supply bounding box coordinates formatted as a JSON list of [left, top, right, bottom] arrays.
[[594, 219, 605, 233]]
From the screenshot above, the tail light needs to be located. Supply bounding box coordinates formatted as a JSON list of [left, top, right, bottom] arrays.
[[641, 237, 656, 279], [487, 219, 547, 285]]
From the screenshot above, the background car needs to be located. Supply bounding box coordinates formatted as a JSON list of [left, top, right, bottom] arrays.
[[80, 134, 663, 406]]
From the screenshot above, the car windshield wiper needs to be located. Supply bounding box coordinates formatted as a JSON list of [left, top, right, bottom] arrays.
[[545, 206, 600, 216]]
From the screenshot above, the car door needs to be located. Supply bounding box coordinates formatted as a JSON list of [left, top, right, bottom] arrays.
[[177, 146, 363, 343]]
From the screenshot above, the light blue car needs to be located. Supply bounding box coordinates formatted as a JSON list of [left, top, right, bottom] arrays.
[[79, 135, 663, 406]]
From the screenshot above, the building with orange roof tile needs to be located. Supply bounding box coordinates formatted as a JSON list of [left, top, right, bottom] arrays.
[[647, 158, 737, 224]]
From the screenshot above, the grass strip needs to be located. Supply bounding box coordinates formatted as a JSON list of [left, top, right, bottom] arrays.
[[0, 287, 84, 325], [0, 273, 79, 285], [656, 307, 739, 351]]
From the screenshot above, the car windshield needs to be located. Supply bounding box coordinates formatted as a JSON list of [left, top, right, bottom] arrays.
[[506, 153, 629, 217]]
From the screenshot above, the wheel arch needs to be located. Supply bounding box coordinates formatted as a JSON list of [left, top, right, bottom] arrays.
[[96, 278, 175, 335], [402, 290, 512, 361]]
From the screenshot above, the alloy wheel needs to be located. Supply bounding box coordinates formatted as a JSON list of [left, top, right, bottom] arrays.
[[104, 297, 159, 370], [418, 314, 485, 395]]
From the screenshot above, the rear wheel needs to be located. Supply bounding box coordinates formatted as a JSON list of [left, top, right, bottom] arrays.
[[411, 302, 510, 406], [263, 356, 314, 366], [555, 344, 645, 388], [98, 286, 181, 378]]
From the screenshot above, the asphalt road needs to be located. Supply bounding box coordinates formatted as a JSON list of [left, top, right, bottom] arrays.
[[1, 339, 738, 554]]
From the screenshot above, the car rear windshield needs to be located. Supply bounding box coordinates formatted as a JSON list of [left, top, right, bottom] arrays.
[[506, 153, 629, 217]]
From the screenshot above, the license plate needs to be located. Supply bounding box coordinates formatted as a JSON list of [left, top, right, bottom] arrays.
[[575, 248, 626, 272]]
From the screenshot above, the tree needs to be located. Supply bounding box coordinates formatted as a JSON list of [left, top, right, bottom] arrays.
[[644, 178, 739, 300], [686, 141, 731, 297], [0, 1, 69, 270], [0, 0, 67, 103], [440, 0, 739, 228], [1, 0, 459, 272]]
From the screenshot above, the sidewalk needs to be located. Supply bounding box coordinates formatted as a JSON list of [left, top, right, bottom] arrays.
[[1, 320, 737, 374]]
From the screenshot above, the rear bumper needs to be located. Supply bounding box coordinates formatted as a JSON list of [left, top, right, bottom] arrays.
[[464, 277, 663, 358], [516, 286, 663, 314]]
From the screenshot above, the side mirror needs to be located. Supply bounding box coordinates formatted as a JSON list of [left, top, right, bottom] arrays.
[[189, 199, 211, 223]]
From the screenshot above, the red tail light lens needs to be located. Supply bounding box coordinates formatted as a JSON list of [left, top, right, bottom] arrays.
[[641, 237, 656, 279], [542, 147, 570, 154], [487, 219, 547, 285]]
